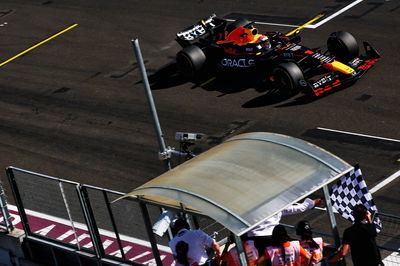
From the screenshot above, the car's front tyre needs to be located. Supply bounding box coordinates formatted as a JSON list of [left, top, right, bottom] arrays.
[[271, 62, 304, 96], [327, 31, 359, 62]]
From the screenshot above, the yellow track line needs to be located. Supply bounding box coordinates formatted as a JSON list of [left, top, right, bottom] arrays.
[[285, 14, 324, 36], [199, 76, 216, 87], [0, 23, 78, 67]]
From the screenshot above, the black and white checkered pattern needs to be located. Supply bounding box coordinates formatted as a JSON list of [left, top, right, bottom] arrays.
[[330, 164, 382, 231]]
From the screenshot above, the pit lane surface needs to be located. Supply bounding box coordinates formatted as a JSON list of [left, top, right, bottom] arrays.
[[0, 0, 399, 251]]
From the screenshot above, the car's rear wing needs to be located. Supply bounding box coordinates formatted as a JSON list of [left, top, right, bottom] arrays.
[[176, 14, 226, 47]]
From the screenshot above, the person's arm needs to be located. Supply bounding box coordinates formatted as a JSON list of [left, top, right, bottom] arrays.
[[212, 240, 222, 261], [328, 244, 349, 263], [366, 211, 373, 224], [256, 252, 268, 266], [299, 246, 311, 266], [282, 198, 323, 216]]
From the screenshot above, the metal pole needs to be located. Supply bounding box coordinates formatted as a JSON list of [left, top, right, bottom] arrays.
[[76, 185, 105, 258], [6, 167, 30, 234], [0, 179, 14, 233], [139, 200, 163, 266], [131, 38, 171, 171], [323, 185, 341, 248], [234, 235, 248, 266], [103, 191, 126, 260], [131, 38, 174, 240]]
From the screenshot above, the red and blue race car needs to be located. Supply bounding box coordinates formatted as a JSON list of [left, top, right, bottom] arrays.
[[175, 14, 380, 97]]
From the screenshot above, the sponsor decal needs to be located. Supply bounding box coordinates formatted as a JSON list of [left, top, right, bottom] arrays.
[[314, 79, 341, 96], [313, 75, 333, 88], [349, 57, 362, 67], [177, 24, 206, 41], [221, 58, 255, 68], [357, 58, 380, 70], [311, 53, 334, 63], [289, 45, 302, 51], [283, 53, 294, 58], [203, 16, 216, 28]]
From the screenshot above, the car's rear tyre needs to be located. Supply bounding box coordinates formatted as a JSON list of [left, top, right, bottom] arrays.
[[271, 62, 304, 96], [176, 45, 206, 79], [226, 18, 251, 33], [327, 31, 359, 62]]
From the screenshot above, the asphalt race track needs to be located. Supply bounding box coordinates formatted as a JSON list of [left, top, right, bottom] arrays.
[[0, 0, 399, 251]]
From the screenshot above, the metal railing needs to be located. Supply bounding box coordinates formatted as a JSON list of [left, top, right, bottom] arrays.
[[0, 178, 13, 233], [1, 166, 399, 265], [4, 166, 175, 265]]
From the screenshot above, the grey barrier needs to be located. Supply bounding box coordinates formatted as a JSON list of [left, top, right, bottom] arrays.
[[1, 166, 399, 265]]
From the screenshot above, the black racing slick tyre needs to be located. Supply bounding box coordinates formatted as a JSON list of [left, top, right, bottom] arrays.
[[327, 31, 359, 62], [176, 45, 206, 79], [226, 18, 251, 33], [271, 62, 304, 96]]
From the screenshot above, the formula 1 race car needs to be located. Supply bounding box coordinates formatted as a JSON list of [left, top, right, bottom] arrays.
[[175, 14, 380, 97]]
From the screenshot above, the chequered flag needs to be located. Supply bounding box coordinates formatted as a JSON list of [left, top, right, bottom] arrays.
[[330, 164, 382, 231]]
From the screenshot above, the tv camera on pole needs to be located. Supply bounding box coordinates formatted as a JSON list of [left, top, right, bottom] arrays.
[[158, 132, 205, 161]]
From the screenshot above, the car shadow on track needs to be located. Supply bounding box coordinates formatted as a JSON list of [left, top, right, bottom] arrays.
[[146, 63, 187, 90], [146, 62, 349, 108], [241, 93, 315, 108]]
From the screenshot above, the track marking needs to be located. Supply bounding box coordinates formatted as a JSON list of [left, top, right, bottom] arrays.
[[312, 0, 364, 28], [0, 23, 78, 67], [370, 170, 400, 194], [316, 127, 400, 143], [5, 204, 172, 253], [199, 76, 216, 87], [285, 14, 324, 36], [225, 0, 363, 29], [316, 127, 400, 193]]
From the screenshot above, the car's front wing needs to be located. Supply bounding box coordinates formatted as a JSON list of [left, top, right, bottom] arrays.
[[305, 42, 380, 97]]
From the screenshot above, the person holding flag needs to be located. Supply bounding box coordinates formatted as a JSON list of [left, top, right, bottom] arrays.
[[328, 204, 384, 266]]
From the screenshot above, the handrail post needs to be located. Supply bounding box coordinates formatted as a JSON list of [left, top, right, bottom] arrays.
[[139, 200, 163, 266], [0, 178, 14, 233], [76, 185, 105, 258], [234, 235, 248, 266], [323, 185, 341, 247], [5, 167, 30, 234]]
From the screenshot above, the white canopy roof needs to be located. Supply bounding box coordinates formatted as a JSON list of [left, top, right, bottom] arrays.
[[122, 132, 353, 235]]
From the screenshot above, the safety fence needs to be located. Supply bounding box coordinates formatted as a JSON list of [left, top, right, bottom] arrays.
[[0, 167, 399, 265], [3, 167, 176, 265]]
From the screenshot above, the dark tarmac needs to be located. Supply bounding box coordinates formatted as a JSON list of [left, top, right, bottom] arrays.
[[1, 0, 399, 239]]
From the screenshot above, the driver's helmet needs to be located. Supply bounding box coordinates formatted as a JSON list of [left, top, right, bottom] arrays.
[[217, 23, 270, 47], [244, 24, 259, 38]]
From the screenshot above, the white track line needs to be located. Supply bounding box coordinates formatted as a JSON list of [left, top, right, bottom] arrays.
[[317, 127, 400, 193], [226, 0, 364, 29], [370, 170, 400, 194], [316, 127, 400, 143], [225, 18, 299, 28], [311, 0, 364, 28]]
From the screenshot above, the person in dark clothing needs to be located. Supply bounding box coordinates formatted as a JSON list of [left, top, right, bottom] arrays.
[[328, 204, 384, 266]]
